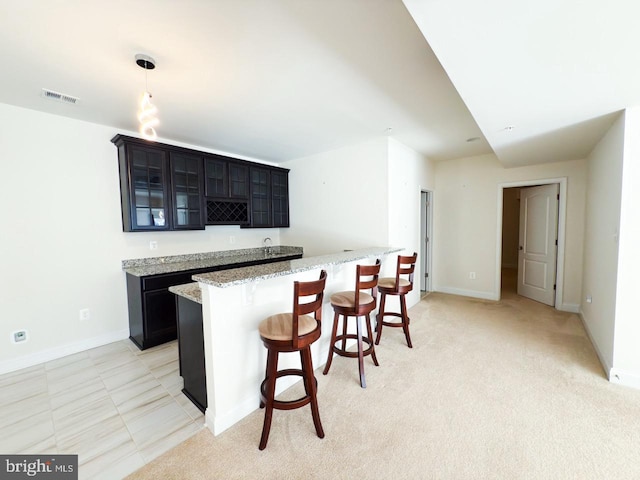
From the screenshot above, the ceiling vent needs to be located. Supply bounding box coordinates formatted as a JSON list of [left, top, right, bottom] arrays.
[[41, 88, 80, 105]]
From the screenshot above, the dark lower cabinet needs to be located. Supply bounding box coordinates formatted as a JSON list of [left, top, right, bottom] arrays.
[[176, 296, 207, 412], [125, 254, 303, 351], [126, 270, 196, 350]]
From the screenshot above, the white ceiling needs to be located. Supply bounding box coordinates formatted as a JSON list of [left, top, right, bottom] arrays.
[[0, 0, 490, 163], [404, 0, 640, 167], [1, 1, 636, 167]]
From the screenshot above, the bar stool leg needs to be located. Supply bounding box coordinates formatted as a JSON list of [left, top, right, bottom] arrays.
[[375, 293, 387, 345], [323, 312, 340, 375], [355, 315, 366, 388], [259, 349, 278, 450], [400, 294, 413, 348], [365, 313, 379, 366], [301, 347, 324, 438], [340, 314, 348, 351]]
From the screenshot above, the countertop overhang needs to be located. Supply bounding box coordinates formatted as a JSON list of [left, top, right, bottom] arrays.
[[169, 283, 202, 304], [122, 246, 303, 277], [193, 246, 403, 288]]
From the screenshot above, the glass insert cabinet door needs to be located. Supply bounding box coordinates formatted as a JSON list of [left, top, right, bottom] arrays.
[[204, 158, 249, 200], [271, 170, 289, 227], [130, 145, 170, 230], [205, 158, 227, 197], [170, 152, 205, 229], [249, 166, 271, 227]]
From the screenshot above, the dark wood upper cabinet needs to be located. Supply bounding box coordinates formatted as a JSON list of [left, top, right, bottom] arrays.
[[170, 152, 205, 230], [113, 135, 205, 232], [248, 166, 271, 228], [271, 169, 290, 228], [116, 140, 172, 231], [204, 157, 227, 198], [245, 166, 290, 228], [229, 162, 250, 199], [112, 134, 289, 231], [204, 157, 249, 200], [204, 156, 250, 225]]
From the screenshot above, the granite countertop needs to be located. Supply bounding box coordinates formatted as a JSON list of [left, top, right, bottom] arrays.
[[122, 246, 303, 277], [169, 283, 202, 304], [193, 246, 403, 288]]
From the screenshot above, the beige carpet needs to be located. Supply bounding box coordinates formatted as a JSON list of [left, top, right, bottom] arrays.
[[127, 280, 640, 480]]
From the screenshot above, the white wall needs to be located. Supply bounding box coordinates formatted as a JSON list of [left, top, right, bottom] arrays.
[[387, 137, 435, 306], [433, 154, 587, 307], [281, 136, 435, 310], [580, 113, 624, 375], [0, 103, 280, 373], [611, 107, 640, 386], [280, 137, 389, 256]]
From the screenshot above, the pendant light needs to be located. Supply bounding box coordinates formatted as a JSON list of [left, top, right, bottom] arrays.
[[135, 54, 159, 141]]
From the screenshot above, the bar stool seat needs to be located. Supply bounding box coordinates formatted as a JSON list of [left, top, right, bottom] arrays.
[[375, 253, 417, 348], [259, 313, 318, 341], [378, 278, 410, 289], [330, 291, 375, 308], [323, 260, 380, 388], [257, 270, 327, 450]]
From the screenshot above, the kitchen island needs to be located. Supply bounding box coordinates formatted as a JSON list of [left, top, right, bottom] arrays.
[[190, 246, 403, 435]]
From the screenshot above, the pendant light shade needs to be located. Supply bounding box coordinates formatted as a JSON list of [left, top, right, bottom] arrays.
[[135, 54, 158, 141], [138, 91, 158, 140]]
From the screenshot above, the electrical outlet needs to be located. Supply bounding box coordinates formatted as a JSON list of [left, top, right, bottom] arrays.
[[79, 308, 91, 321], [229, 236, 236, 244], [586, 295, 593, 304], [469, 272, 476, 280], [11, 330, 28, 343], [149, 241, 158, 250]]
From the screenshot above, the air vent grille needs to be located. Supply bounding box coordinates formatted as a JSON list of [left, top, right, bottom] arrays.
[[41, 89, 80, 105]]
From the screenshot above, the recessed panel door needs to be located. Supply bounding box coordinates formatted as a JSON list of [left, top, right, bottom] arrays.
[[517, 184, 559, 306]]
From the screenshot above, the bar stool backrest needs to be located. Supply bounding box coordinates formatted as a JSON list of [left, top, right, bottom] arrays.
[[292, 270, 327, 349], [395, 252, 418, 293], [354, 259, 381, 309]]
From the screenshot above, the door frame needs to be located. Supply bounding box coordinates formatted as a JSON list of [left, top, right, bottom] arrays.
[[496, 177, 567, 309], [420, 190, 433, 293]]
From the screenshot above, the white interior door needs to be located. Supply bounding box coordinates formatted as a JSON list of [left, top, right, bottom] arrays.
[[420, 191, 432, 292], [517, 184, 559, 306]]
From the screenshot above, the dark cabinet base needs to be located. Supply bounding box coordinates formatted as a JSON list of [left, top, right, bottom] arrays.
[[177, 296, 207, 412], [126, 254, 302, 352], [126, 270, 195, 350]]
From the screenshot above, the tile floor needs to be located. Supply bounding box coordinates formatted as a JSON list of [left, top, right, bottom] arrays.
[[0, 340, 205, 479]]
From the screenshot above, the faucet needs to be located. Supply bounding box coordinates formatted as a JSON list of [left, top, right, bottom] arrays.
[[263, 237, 273, 255]]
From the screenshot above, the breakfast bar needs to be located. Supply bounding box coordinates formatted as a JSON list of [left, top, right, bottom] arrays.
[[190, 246, 402, 435]]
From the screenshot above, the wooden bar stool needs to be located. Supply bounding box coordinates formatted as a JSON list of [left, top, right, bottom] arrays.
[[323, 259, 381, 388], [375, 253, 417, 348], [257, 270, 327, 450]]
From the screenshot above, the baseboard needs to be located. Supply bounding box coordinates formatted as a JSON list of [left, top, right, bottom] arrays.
[[609, 368, 640, 390], [206, 366, 309, 436], [578, 311, 640, 390], [435, 286, 499, 301], [577, 310, 612, 379], [206, 392, 261, 436], [0, 329, 130, 375], [206, 345, 334, 436], [559, 303, 580, 313]]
